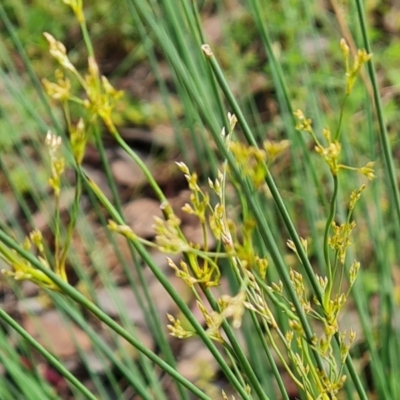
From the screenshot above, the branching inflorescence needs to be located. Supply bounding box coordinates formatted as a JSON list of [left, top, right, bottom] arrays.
[[0, 0, 374, 397]]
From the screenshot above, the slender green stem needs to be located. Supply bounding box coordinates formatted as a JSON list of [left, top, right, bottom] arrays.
[[0, 229, 214, 400], [52, 294, 153, 400], [354, 0, 400, 226], [59, 169, 82, 274], [249, 305, 290, 400], [79, 21, 95, 60], [203, 288, 270, 400], [353, 3, 398, 398], [53, 194, 61, 277], [0, 307, 97, 400], [246, 0, 329, 213], [201, 46, 368, 400], [81, 170, 253, 399], [202, 48, 323, 299], [112, 130, 167, 203], [92, 128, 183, 400], [150, 37, 327, 374], [334, 96, 348, 141], [0, 4, 64, 135], [323, 174, 338, 288]]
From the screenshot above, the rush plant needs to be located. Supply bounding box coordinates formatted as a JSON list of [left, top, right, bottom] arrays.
[[0, 0, 398, 399]]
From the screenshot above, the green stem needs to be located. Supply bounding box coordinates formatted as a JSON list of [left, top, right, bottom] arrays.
[[249, 305, 290, 400], [203, 288, 270, 400], [53, 194, 61, 276], [202, 48, 323, 299], [59, 169, 82, 277], [354, 3, 398, 398], [0, 307, 97, 400], [323, 174, 338, 288], [0, 4, 64, 136], [354, 0, 400, 226], [201, 46, 368, 400], [0, 229, 213, 400], [52, 294, 153, 400], [112, 130, 167, 203], [79, 21, 95, 60], [334, 95, 348, 141], [81, 171, 253, 399], [92, 128, 184, 400]]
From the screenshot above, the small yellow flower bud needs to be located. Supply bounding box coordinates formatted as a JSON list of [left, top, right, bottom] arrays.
[[70, 118, 87, 165], [340, 38, 350, 60], [43, 32, 76, 72], [63, 0, 85, 23]]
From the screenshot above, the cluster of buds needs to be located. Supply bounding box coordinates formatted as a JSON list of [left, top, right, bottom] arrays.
[[42, 24, 123, 165], [340, 38, 372, 95], [1, 229, 61, 290], [45, 131, 64, 196]]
